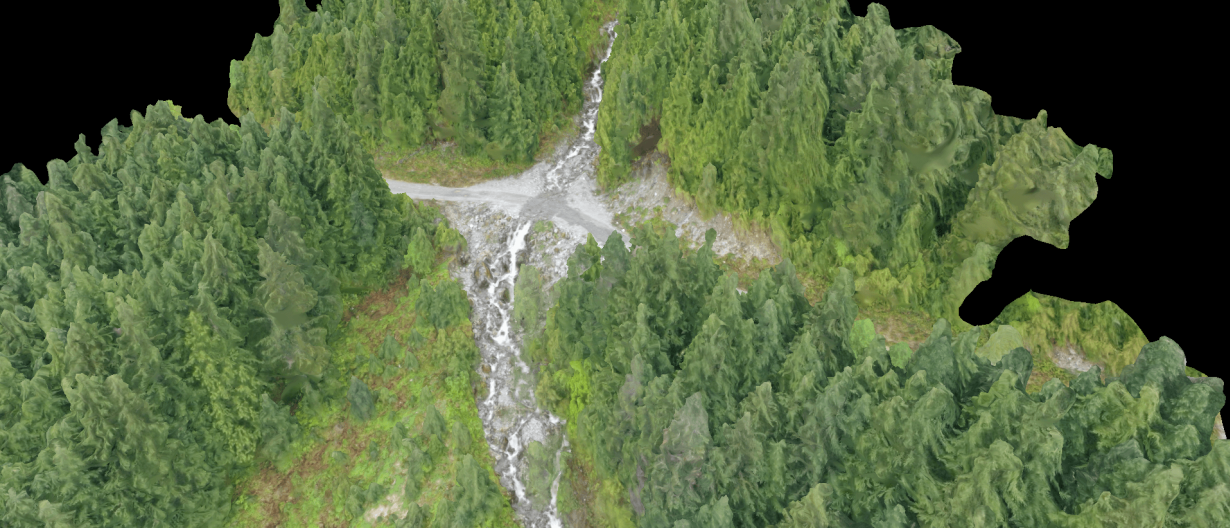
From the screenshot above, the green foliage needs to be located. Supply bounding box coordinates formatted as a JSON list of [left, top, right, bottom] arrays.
[[527, 220, 1226, 528], [226, 252, 512, 527], [348, 375, 376, 421], [405, 226, 435, 274], [513, 263, 544, 335], [847, 318, 876, 359], [524, 435, 565, 511], [230, 0, 612, 162], [595, 0, 1113, 328], [888, 341, 914, 370], [450, 419, 472, 452], [977, 324, 1026, 365], [404, 331, 423, 371], [433, 218, 468, 256], [184, 310, 261, 464], [417, 278, 471, 329], [0, 99, 442, 525], [423, 403, 448, 440], [379, 333, 402, 361], [451, 454, 505, 528], [259, 393, 300, 462], [992, 290, 1150, 376]]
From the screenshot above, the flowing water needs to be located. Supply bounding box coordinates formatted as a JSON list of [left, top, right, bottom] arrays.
[[476, 22, 618, 528], [388, 21, 619, 528]]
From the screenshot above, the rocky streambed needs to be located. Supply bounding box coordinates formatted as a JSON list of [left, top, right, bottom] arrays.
[[390, 21, 622, 528], [386, 16, 1227, 528]]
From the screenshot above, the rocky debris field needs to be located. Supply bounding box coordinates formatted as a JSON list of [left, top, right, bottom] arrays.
[[603, 153, 781, 267]]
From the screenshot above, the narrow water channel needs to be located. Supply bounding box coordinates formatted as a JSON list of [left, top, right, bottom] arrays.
[[427, 21, 619, 528], [482, 21, 617, 527]]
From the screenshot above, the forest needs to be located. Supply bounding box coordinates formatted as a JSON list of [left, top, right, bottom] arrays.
[[0, 99, 502, 526], [1, 0, 1224, 526], [520, 222, 1228, 527], [229, 0, 612, 164], [593, 0, 1113, 334]]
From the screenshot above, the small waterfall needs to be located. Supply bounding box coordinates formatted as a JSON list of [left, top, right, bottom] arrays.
[[460, 20, 618, 528]]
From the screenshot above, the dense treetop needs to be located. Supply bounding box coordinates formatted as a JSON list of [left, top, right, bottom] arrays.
[[594, 0, 1114, 329], [229, 0, 611, 163], [0, 99, 461, 526], [523, 223, 1227, 527]]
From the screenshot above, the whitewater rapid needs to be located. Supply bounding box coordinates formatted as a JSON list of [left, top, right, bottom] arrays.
[[476, 22, 618, 528], [386, 21, 619, 528]]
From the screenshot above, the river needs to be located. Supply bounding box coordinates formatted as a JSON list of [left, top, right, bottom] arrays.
[[387, 20, 621, 528]]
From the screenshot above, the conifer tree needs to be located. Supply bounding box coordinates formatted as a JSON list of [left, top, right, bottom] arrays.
[[485, 62, 536, 162], [258, 393, 299, 462], [348, 375, 376, 421], [451, 454, 503, 527], [436, 0, 488, 153]]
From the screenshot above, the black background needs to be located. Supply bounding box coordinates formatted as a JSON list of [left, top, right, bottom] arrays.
[[4, 2, 1220, 379]]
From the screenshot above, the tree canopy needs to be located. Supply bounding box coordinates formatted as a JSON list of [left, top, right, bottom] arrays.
[[229, 0, 611, 162], [594, 0, 1114, 330], [0, 99, 450, 526], [529, 221, 1227, 528]]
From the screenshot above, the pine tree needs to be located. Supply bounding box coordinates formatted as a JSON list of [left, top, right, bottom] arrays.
[[484, 62, 536, 162], [348, 375, 375, 421], [451, 454, 503, 527], [436, 0, 489, 153], [404, 226, 434, 274], [258, 393, 299, 462], [184, 310, 261, 464], [255, 238, 327, 377]]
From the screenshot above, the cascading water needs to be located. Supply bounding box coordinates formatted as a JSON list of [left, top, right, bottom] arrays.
[[457, 20, 619, 528]]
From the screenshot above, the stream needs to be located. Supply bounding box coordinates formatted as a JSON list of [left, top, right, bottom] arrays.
[[388, 21, 620, 528], [385, 16, 1230, 527]]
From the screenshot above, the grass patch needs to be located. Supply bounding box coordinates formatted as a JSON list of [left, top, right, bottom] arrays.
[[533, 219, 556, 234], [226, 261, 516, 528], [556, 429, 636, 528], [1025, 351, 1078, 393], [375, 141, 535, 188]]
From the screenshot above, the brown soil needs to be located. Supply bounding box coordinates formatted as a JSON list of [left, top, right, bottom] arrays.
[[342, 267, 415, 326], [631, 119, 661, 158], [562, 450, 599, 528], [867, 307, 936, 352], [243, 420, 369, 528]]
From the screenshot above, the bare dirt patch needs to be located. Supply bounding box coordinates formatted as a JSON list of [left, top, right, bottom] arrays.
[[561, 451, 599, 528], [344, 268, 414, 324], [868, 308, 936, 352]]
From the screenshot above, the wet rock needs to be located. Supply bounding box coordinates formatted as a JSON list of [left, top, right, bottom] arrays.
[[516, 247, 531, 269], [386, 20, 620, 528]]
